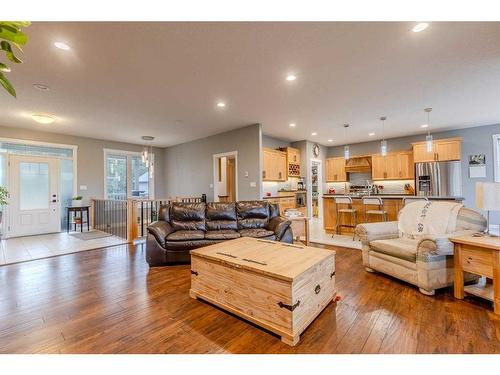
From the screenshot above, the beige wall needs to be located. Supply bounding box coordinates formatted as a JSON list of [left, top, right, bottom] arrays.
[[0, 124, 166, 201]]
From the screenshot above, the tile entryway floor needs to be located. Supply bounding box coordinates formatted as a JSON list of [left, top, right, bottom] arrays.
[[309, 217, 362, 250], [0, 231, 128, 266]]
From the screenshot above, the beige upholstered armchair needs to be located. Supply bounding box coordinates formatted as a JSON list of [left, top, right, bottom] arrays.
[[356, 205, 487, 295]]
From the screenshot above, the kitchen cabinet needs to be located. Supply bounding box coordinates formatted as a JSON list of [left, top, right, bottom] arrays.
[[371, 151, 414, 180], [266, 197, 295, 212], [326, 157, 347, 182], [281, 147, 301, 177], [412, 138, 461, 163], [262, 148, 287, 181]]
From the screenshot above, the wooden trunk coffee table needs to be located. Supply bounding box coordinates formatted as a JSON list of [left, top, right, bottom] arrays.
[[190, 237, 336, 346]]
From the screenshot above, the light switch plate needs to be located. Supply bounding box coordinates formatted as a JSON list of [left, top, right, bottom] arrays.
[[79, 185, 88, 191], [250, 181, 256, 187], [209, 183, 214, 188]]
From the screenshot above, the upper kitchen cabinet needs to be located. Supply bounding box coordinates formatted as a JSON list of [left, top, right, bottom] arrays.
[[262, 148, 287, 181], [326, 157, 347, 182], [372, 151, 414, 180], [412, 137, 461, 163], [282, 147, 301, 177]]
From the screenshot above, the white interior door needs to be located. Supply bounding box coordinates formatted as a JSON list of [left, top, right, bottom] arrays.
[[8, 155, 60, 237]]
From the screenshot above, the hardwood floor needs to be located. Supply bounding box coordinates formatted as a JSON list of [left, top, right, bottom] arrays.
[[1, 242, 499, 353]]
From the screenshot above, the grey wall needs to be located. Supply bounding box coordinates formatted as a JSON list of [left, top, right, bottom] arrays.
[[328, 123, 500, 219], [0, 124, 166, 200], [262, 135, 291, 149], [163, 124, 262, 201]]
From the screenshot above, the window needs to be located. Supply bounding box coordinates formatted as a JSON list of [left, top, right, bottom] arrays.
[[493, 134, 500, 182], [104, 149, 154, 199]]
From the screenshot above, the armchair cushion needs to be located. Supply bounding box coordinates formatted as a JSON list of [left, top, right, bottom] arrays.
[[370, 238, 419, 263], [266, 216, 292, 241], [417, 229, 481, 261], [356, 221, 399, 243], [147, 220, 174, 247]]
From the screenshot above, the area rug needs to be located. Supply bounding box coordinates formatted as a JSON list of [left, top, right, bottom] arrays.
[[70, 230, 112, 241]]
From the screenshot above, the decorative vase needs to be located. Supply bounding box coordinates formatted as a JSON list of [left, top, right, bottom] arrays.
[[72, 200, 82, 207]]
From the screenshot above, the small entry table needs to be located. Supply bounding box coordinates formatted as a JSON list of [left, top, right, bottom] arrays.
[[66, 206, 90, 233], [450, 234, 500, 315]]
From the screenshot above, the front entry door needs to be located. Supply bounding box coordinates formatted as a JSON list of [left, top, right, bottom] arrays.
[[8, 155, 60, 237]]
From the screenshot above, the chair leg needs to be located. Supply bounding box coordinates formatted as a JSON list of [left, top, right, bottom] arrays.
[[352, 211, 357, 241]]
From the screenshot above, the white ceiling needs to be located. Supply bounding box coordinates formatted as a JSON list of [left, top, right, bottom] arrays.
[[1, 22, 500, 147]]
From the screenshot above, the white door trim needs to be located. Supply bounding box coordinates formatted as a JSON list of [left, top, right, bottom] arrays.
[[0, 136, 78, 196], [213, 151, 238, 202]]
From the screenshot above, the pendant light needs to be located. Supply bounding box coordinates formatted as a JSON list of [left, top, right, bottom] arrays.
[[343, 123, 350, 160], [380, 116, 388, 156], [141, 136, 155, 178], [424, 108, 433, 153]]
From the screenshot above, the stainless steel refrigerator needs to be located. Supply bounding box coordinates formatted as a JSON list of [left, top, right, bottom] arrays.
[[415, 161, 463, 197]]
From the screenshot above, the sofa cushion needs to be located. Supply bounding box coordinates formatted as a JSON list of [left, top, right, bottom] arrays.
[[238, 228, 275, 239], [205, 230, 241, 240], [206, 202, 238, 231], [170, 202, 206, 231], [370, 238, 419, 263], [157, 204, 170, 222], [167, 230, 205, 241], [237, 201, 270, 229]]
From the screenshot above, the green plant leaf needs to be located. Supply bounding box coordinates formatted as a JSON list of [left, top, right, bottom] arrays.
[[0, 24, 28, 45], [0, 71, 16, 97], [0, 62, 10, 72], [0, 41, 22, 64], [0, 21, 31, 29]]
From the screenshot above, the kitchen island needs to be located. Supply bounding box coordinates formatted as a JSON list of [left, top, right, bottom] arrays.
[[323, 194, 464, 234]]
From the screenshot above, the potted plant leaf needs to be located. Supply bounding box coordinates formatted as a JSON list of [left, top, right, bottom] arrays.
[[72, 196, 83, 207], [0, 186, 8, 225]]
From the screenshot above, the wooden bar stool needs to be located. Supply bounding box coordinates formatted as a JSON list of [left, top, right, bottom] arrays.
[[403, 196, 428, 206], [362, 196, 387, 223], [334, 196, 358, 240]]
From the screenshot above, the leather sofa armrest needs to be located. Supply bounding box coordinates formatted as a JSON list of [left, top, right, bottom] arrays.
[[355, 221, 399, 244], [266, 216, 292, 241], [417, 229, 480, 259], [147, 220, 174, 248]]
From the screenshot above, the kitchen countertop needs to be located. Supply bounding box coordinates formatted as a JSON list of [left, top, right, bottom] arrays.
[[263, 195, 295, 199], [322, 194, 465, 201]]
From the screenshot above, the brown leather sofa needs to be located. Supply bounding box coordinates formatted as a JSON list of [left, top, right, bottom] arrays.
[[146, 200, 293, 266]]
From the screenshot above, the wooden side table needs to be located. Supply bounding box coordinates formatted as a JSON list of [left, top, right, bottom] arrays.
[[288, 216, 310, 246], [66, 206, 91, 233], [450, 235, 500, 315]]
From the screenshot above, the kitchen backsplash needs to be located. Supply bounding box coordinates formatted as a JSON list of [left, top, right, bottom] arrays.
[[372, 179, 415, 194], [326, 179, 414, 194], [262, 178, 300, 196]]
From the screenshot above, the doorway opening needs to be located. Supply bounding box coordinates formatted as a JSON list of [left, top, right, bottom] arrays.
[[309, 159, 323, 220], [213, 151, 238, 202]]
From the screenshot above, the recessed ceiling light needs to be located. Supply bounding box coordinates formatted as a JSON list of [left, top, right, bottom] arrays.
[[311, 132, 317, 136], [286, 74, 297, 81], [33, 83, 50, 91], [289, 123, 296, 127], [54, 41, 71, 50], [369, 132, 375, 136], [421, 124, 429, 128], [412, 23, 429, 33], [31, 113, 56, 124], [328, 139, 333, 142], [216, 102, 226, 108]]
